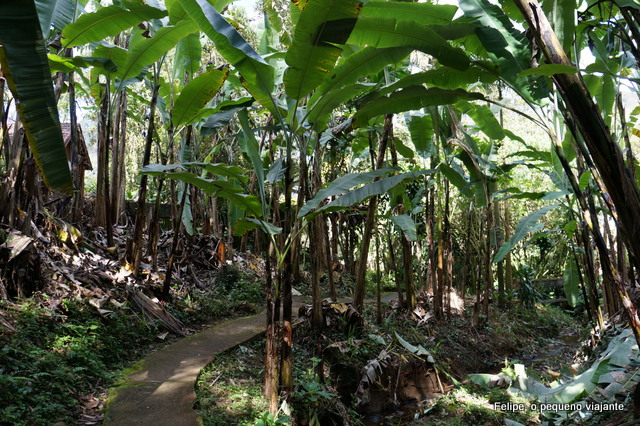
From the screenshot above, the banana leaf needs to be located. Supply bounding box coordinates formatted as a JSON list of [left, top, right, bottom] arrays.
[[298, 168, 393, 218], [0, 0, 73, 193], [406, 113, 435, 159], [35, 0, 80, 37], [62, 3, 167, 47], [459, 0, 548, 103], [182, 0, 279, 117], [173, 33, 202, 79], [315, 170, 436, 216], [353, 86, 483, 127], [391, 214, 418, 241], [172, 67, 229, 128], [118, 20, 198, 83], [494, 204, 558, 263], [284, 0, 363, 99], [348, 17, 470, 71]]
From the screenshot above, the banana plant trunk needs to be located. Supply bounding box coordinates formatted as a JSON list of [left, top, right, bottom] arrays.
[[353, 114, 393, 313], [126, 83, 159, 275]]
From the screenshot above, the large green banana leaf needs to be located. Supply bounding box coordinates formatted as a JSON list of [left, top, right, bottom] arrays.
[[283, 0, 363, 100], [366, 66, 498, 102], [348, 17, 470, 71], [494, 204, 558, 263], [172, 67, 229, 128], [456, 102, 505, 140], [181, 0, 279, 117], [61, 3, 167, 47], [35, 0, 81, 37], [353, 86, 483, 127], [298, 168, 392, 218], [306, 46, 412, 129], [140, 165, 262, 217], [173, 33, 202, 79], [406, 113, 434, 159], [118, 20, 199, 83], [317, 170, 436, 215], [0, 0, 73, 193], [307, 83, 371, 132], [391, 214, 418, 241], [459, 0, 548, 103]]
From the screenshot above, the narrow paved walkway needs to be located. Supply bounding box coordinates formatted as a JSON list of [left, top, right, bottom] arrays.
[[103, 294, 395, 425]]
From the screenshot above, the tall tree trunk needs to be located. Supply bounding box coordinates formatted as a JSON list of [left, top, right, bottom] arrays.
[[389, 133, 415, 310], [482, 188, 493, 319], [460, 204, 473, 298], [494, 198, 505, 307], [95, 78, 110, 232], [353, 114, 392, 312], [264, 237, 279, 413], [66, 76, 80, 224], [504, 203, 514, 293], [110, 91, 127, 226], [126, 83, 159, 275]]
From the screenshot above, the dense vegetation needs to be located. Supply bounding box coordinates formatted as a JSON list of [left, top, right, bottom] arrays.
[[1, 0, 640, 424]]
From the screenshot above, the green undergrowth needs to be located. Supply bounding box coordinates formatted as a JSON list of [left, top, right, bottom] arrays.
[[0, 297, 159, 425], [196, 299, 585, 426], [0, 264, 266, 425], [196, 337, 269, 425], [169, 264, 264, 325]]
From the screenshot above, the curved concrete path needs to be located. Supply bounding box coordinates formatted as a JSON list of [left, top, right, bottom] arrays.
[[103, 294, 395, 425]]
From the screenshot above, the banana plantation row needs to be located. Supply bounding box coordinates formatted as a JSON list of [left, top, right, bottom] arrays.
[[1, 0, 639, 414]]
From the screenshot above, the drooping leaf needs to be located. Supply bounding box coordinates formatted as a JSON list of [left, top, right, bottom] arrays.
[[182, 0, 279, 116], [370, 66, 497, 101], [563, 258, 580, 307], [348, 17, 470, 71], [266, 158, 286, 183], [458, 102, 505, 140], [92, 45, 128, 72], [310, 47, 412, 106], [298, 169, 393, 218], [395, 332, 434, 363], [62, 4, 167, 47], [35, 0, 78, 36], [317, 170, 436, 215], [118, 20, 199, 82], [494, 204, 558, 263], [578, 170, 592, 191], [394, 139, 415, 159], [173, 32, 202, 79], [200, 97, 254, 135], [238, 108, 267, 215], [307, 83, 372, 132], [353, 86, 483, 128], [284, 0, 363, 99], [172, 67, 229, 128], [439, 164, 472, 196], [234, 218, 282, 236], [391, 214, 418, 241], [406, 113, 434, 159], [459, 0, 547, 103], [141, 162, 248, 183], [0, 0, 73, 193], [542, 0, 576, 55], [140, 168, 262, 217]]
